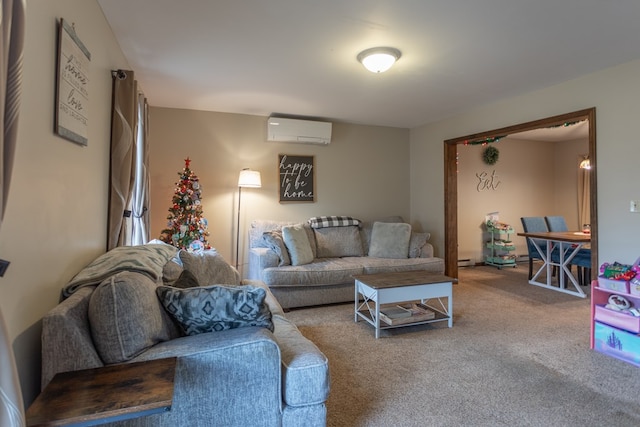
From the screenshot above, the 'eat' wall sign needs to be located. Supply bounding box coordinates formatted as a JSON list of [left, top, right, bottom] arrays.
[[278, 154, 315, 203]]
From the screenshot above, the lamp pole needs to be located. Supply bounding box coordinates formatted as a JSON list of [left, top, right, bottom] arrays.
[[235, 185, 243, 270], [235, 169, 261, 272]]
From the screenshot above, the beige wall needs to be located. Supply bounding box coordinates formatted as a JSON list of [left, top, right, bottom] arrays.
[[149, 107, 411, 275], [5, 0, 640, 410], [456, 137, 588, 264], [410, 59, 640, 267], [0, 0, 130, 404]]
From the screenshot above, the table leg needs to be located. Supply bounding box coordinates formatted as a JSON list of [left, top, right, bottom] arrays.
[[354, 281, 359, 323], [374, 295, 380, 339]]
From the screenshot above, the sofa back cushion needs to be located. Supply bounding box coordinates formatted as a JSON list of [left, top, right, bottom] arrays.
[[368, 222, 412, 259], [88, 271, 175, 364], [313, 226, 364, 258]]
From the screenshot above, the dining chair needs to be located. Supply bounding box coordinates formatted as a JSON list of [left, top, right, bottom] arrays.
[[520, 217, 550, 280], [544, 215, 591, 285]]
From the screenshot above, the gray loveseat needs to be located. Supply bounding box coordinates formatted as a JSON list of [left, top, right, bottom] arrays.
[[41, 244, 329, 427], [248, 217, 445, 309]]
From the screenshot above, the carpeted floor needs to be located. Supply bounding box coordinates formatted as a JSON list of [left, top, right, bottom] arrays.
[[285, 264, 640, 427]]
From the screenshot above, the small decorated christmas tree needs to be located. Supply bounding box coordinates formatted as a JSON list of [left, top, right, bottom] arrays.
[[159, 157, 211, 251]]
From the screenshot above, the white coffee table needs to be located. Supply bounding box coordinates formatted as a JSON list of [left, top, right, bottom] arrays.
[[354, 271, 454, 338]]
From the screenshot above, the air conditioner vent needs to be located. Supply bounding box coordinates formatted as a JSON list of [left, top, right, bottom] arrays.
[[267, 117, 332, 145]]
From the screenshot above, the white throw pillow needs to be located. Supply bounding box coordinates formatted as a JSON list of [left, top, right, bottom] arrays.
[[282, 224, 314, 266], [368, 222, 412, 259]]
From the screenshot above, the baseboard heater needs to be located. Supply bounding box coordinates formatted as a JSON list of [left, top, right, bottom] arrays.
[[458, 258, 475, 267]]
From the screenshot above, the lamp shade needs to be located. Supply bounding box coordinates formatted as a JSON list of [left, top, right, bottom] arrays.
[[357, 47, 401, 73], [579, 156, 591, 170], [238, 169, 262, 188]]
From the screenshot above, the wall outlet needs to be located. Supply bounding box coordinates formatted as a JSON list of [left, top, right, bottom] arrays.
[[631, 200, 640, 213]]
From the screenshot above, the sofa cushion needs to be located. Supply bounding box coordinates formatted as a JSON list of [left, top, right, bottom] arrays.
[[262, 230, 291, 266], [172, 269, 201, 288], [360, 256, 445, 275], [180, 250, 241, 286], [409, 232, 431, 258], [261, 258, 364, 287], [314, 226, 364, 258], [156, 284, 273, 335], [368, 222, 411, 259], [88, 272, 172, 364], [162, 259, 184, 286], [282, 224, 314, 266]]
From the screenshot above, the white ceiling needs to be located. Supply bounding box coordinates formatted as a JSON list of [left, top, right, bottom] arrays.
[[97, 0, 640, 129]]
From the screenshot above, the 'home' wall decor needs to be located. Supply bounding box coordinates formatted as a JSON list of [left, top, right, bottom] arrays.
[[278, 154, 315, 202], [55, 18, 91, 146]]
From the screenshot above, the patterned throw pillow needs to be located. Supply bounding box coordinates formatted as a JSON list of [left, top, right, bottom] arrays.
[[262, 230, 291, 266], [156, 285, 273, 336], [408, 232, 431, 258], [308, 215, 361, 228]]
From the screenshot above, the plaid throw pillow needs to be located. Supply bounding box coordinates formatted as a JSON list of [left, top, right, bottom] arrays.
[[308, 215, 361, 229]]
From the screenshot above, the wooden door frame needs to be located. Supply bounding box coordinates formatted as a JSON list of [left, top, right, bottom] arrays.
[[444, 108, 597, 279]]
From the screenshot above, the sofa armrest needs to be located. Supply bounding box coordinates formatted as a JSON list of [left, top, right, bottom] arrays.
[[130, 327, 283, 427], [41, 286, 104, 389], [248, 247, 279, 281]]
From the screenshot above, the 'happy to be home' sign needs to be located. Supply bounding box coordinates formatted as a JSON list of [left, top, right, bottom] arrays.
[[278, 154, 315, 202]]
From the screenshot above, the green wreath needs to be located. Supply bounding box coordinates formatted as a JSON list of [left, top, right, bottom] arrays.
[[482, 146, 500, 165]]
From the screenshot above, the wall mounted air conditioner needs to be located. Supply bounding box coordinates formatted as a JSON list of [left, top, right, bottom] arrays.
[[267, 117, 332, 145]]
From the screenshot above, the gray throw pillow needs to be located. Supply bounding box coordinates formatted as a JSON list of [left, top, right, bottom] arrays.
[[156, 285, 273, 335], [161, 259, 183, 286], [172, 269, 200, 288], [262, 230, 291, 266], [180, 250, 241, 287], [409, 232, 430, 258], [368, 222, 412, 259], [282, 224, 314, 266], [88, 272, 172, 364], [314, 226, 364, 258]]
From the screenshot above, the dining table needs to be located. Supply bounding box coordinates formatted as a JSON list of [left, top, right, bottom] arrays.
[[517, 231, 592, 298]]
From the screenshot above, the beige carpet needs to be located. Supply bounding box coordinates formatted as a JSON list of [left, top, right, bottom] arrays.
[[286, 265, 640, 427]]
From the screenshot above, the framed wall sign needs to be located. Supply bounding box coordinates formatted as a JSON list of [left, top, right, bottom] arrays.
[[278, 154, 315, 202], [55, 18, 91, 146]]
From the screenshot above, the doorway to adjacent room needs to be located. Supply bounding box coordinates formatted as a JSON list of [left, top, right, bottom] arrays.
[[443, 108, 597, 279]]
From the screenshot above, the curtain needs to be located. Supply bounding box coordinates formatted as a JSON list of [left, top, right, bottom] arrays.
[[107, 70, 149, 249], [0, 1, 25, 426], [131, 92, 149, 245], [578, 163, 590, 228]]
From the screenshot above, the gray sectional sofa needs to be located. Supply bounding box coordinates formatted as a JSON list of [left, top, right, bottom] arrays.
[[41, 244, 329, 427], [247, 217, 445, 309]]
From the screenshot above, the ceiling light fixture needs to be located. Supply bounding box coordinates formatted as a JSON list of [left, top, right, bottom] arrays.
[[357, 47, 401, 73]]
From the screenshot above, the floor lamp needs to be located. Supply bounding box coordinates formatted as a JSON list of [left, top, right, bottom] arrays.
[[236, 169, 262, 270]]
